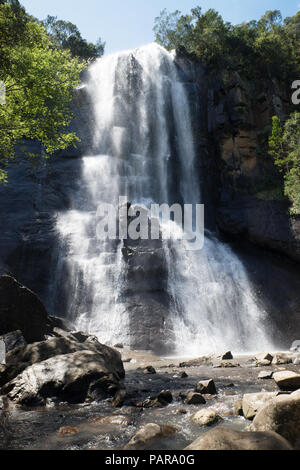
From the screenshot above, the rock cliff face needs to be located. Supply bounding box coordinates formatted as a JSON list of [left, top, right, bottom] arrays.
[[0, 52, 299, 347], [208, 71, 300, 262]]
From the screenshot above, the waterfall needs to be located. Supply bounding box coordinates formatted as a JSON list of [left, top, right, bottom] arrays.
[[54, 43, 273, 354]]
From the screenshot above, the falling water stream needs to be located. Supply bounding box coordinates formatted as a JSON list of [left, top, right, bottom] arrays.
[[55, 43, 273, 355]]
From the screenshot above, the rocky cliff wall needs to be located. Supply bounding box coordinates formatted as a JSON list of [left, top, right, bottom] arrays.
[[0, 53, 299, 347]]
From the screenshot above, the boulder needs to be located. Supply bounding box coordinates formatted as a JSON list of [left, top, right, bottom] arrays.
[[0, 331, 26, 354], [142, 397, 169, 408], [184, 392, 206, 405], [2, 349, 124, 406], [124, 423, 178, 450], [242, 392, 278, 420], [195, 379, 217, 395], [255, 353, 273, 363], [0, 334, 124, 387], [273, 370, 300, 391], [221, 351, 233, 360], [272, 353, 293, 365], [185, 426, 292, 450], [142, 390, 172, 408], [143, 366, 156, 375], [250, 393, 300, 445], [158, 390, 173, 404], [0, 275, 51, 343], [192, 409, 222, 426]]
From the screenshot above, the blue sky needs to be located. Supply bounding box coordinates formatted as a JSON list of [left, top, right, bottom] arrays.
[[22, 0, 299, 54]]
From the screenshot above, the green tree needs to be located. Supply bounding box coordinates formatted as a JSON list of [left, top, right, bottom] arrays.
[[43, 15, 105, 61], [269, 114, 300, 215], [154, 7, 299, 78], [0, 2, 85, 181]]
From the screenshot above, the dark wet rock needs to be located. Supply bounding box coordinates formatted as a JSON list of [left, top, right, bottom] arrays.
[[273, 370, 300, 391], [221, 351, 233, 360], [242, 392, 278, 420], [112, 389, 127, 407], [258, 371, 273, 380], [158, 390, 173, 404], [185, 426, 292, 450], [192, 408, 222, 426], [123, 224, 173, 354], [143, 366, 156, 375], [142, 397, 168, 408], [174, 408, 187, 415], [195, 379, 217, 395], [0, 330, 26, 354], [0, 276, 51, 343], [124, 423, 178, 450], [250, 392, 300, 445], [114, 343, 124, 349], [142, 391, 173, 408], [2, 349, 124, 406], [48, 316, 74, 333], [184, 392, 206, 405], [180, 371, 188, 378]]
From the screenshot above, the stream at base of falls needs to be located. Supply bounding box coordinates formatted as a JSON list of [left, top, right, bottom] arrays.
[[1, 352, 295, 450]]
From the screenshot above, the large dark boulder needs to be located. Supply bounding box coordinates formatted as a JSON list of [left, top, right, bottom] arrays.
[[0, 275, 52, 343]]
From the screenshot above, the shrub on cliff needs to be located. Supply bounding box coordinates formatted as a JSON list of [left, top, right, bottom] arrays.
[[269, 113, 300, 215]]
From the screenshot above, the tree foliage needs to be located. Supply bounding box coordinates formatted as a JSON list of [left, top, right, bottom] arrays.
[[0, 1, 85, 181], [154, 7, 300, 78], [43, 15, 105, 62], [269, 114, 300, 215]]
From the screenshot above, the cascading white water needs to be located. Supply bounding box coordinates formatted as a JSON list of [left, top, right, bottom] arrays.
[[55, 43, 273, 354]]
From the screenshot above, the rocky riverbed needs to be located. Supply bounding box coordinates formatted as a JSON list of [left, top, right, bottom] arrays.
[[1, 275, 300, 450], [1, 346, 300, 450]]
